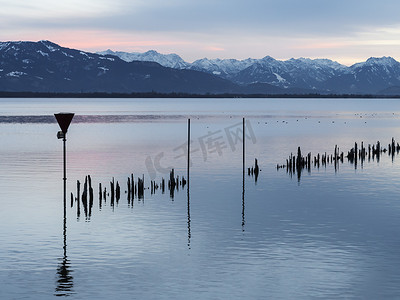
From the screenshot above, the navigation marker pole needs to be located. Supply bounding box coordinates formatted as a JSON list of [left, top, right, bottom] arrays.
[[55, 112, 74, 254]]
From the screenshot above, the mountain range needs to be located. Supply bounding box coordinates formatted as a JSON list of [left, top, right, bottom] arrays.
[[1, 40, 400, 95], [99, 49, 400, 95]]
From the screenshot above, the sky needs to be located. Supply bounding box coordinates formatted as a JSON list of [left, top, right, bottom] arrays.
[[1, 0, 400, 65]]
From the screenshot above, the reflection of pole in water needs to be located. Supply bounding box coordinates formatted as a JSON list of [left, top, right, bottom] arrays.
[[187, 184, 191, 248], [242, 166, 245, 230], [242, 118, 245, 230], [63, 188, 66, 258], [55, 183, 74, 296], [187, 119, 191, 248]]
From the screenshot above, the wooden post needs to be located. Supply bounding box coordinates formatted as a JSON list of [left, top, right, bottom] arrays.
[[110, 177, 115, 202], [127, 177, 131, 201], [110, 178, 115, 206], [116, 181, 120, 202], [77, 180, 80, 203], [76, 180, 81, 219], [82, 176, 88, 218], [131, 173, 134, 200], [88, 175, 93, 218]]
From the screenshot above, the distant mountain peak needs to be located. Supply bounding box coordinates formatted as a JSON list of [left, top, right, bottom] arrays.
[[145, 50, 159, 54], [366, 56, 398, 66], [352, 56, 399, 69], [100, 49, 115, 55], [261, 55, 277, 62], [97, 49, 188, 69]]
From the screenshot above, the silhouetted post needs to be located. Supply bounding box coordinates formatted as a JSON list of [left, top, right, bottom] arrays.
[[187, 118, 190, 187], [242, 157, 245, 230], [99, 183, 102, 201], [116, 181, 120, 201], [242, 117, 246, 230], [187, 118, 191, 248], [99, 183, 102, 209], [131, 173, 134, 200], [243, 118, 245, 174], [82, 176, 88, 218], [110, 178, 115, 205], [63, 135, 66, 200], [76, 180, 80, 206]]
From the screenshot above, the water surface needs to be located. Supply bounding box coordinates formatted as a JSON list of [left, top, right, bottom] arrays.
[[1, 98, 400, 299]]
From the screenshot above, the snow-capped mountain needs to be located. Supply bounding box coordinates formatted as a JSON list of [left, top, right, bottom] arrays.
[[189, 58, 257, 78], [321, 56, 400, 94], [97, 49, 189, 69], [97, 49, 258, 79], [0, 41, 242, 94], [231, 56, 351, 91], [99, 48, 400, 94], [349, 57, 400, 93], [1, 40, 400, 95]]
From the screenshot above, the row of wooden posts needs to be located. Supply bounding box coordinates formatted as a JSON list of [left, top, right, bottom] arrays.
[[70, 169, 187, 219], [277, 137, 400, 180]]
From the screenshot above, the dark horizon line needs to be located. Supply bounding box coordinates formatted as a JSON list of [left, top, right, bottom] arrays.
[[0, 91, 400, 99]]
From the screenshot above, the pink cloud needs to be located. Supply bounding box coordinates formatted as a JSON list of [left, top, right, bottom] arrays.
[[204, 46, 225, 52]]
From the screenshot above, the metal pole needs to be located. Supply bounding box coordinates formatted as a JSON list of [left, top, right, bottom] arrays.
[[187, 118, 190, 185], [63, 135, 67, 203], [63, 134, 67, 257], [187, 118, 191, 248], [242, 118, 245, 229], [243, 118, 245, 173]]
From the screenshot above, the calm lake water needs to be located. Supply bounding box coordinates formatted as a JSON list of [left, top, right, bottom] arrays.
[[1, 98, 400, 299]]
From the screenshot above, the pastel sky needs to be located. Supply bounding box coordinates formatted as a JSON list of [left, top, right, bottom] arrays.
[[1, 0, 400, 65]]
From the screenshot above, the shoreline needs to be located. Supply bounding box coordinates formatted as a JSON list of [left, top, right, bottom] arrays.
[[0, 91, 400, 99]]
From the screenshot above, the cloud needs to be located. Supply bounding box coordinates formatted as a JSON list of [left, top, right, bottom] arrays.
[[3, 0, 400, 36], [204, 46, 225, 52], [1, 0, 400, 64], [79, 0, 400, 37], [0, 0, 118, 19]]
